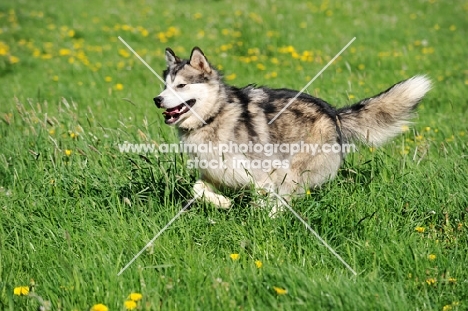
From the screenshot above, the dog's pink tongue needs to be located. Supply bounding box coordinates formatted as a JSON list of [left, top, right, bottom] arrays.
[[163, 106, 181, 116]]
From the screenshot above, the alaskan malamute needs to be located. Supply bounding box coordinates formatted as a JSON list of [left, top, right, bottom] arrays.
[[154, 47, 431, 216]]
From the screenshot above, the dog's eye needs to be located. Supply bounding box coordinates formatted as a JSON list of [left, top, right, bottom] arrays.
[[177, 84, 187, 88]]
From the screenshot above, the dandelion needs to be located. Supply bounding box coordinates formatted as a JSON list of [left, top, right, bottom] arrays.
[[348, 94, 355, 99], [104, 76, 112, 82], [193, 12, 202, 19], [256, 63, 266, 70], [428, 254, 436, 260], [13, 286, 29, 296], [401, 125, 410, 132], [49, 129, 55, 135], [9, 55, 20, 64], [65, 149, 72, 156], [118, 49, 130, 58], [52, 75, 59, 82], [255, 260, 263, 268], [114, 83, 124, 91], [225, 73, 236, 81], [449, 25, 456, 31], [358, 64, 365, 70], [230, 253, 240, 260], [273, 286, 287, 295], [90, 304, 108, 311], [68, 29, 75, 37], [0, 43, 9, 56], [415, 226, 425, 233], [443, 305, 452, 311], [59, 48, 71, 56], [425, 278, 436, 286], [369, 147, 376, 152], [128, 293, 143, 302], [448, 277, 457, 284], [124, 300, 137, 310]]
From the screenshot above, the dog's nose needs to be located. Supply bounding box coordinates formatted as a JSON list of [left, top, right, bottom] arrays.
[[153, 96, 163, 108]]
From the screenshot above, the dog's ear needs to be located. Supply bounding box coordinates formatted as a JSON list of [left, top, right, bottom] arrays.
[[165, 48, 180, 66], [189, 47, 212, 74]]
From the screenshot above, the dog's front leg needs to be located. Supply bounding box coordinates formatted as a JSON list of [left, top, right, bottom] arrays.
[[193, 180, 231, 209]]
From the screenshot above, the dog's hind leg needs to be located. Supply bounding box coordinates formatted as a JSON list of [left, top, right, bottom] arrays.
[[193, 179, 231, 209]]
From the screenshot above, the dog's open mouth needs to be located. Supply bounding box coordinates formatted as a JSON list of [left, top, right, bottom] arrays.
[[162, 99, 196, 124]]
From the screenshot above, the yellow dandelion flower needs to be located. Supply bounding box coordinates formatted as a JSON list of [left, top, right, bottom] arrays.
[[358, 64, 365, 70], [425, 278, 436, 286], [348, 94, 355, 99], [114, 83, 124, 91], [257, 63, 266, 70], [13, 286, 29, 296], [443, 305, 452, 311], [68, 29, 75, 37], [401, 125, 410, 132], [49, 129, 55, 135], [273, 286, 287, 295], [230, 253, 240, 260], [434, 24, 440, 30], [448, 277, 457, 284], [118, 49, 130, 58], [104, 76, 112, 82], [225, 73, 236, 81], [0, 42, 9, 56], [369, 147, 376, 152], [270, 71, 277, 78], [140, 28, 149, 37], [255, 260, 263, 268], [415, 226, 425, 233], [129, 293, 143, 302], [306, 189, 311, 195], [449, 25, 456, 31], [428, 254, 436, 260], [193, 12, 202, 19], [90, 304, 108, 311], [124, 300, 137, 310], [52, 75, 59, 82], [59, 48, 71, 56], [64, 149, 72, 156], [9, 55, 20, 64], [121, 24, 132, 31]]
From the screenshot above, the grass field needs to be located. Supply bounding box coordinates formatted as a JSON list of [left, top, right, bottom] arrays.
[[1, 0, 467, 310]]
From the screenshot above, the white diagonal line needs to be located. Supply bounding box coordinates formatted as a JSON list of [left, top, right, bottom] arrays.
[[270, 192, 358, 276], [268, 37, 356, 124], [117, 198, 196, 276], [118, 36, 206, 125]]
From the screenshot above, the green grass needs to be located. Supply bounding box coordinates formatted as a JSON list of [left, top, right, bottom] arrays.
[[1, 0, 467, 310]]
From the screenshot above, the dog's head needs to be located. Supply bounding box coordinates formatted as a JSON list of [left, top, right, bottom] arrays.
[[154, 47, 220, 129]]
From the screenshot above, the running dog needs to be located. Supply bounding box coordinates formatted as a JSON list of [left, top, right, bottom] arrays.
[[154, 47, 431, 216]]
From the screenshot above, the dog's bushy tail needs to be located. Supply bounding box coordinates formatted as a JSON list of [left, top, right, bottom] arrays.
[[337, 76, 431, 146]]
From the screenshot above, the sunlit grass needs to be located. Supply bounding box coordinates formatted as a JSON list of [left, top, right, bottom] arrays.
[[0, 0, 467, 310]]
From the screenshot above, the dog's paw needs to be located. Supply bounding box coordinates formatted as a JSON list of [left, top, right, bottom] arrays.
[[215, 196, 232, 209]]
